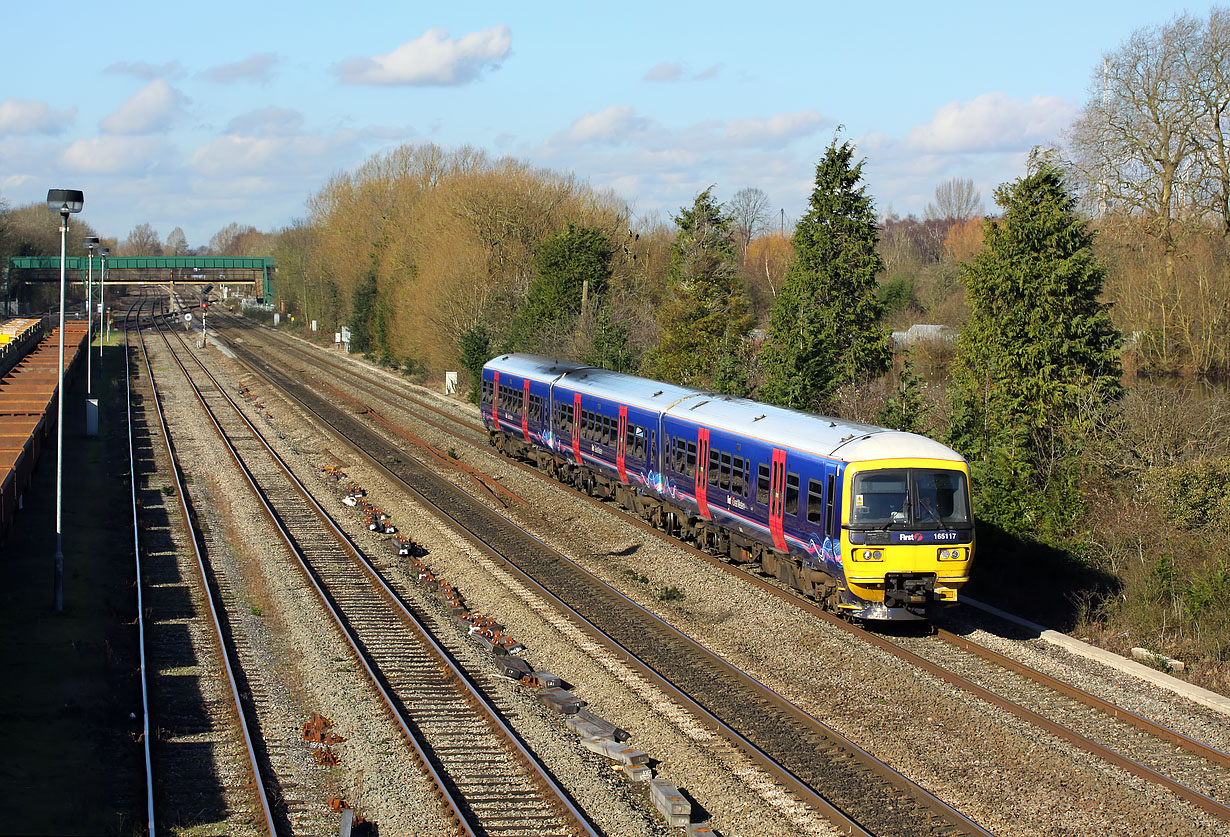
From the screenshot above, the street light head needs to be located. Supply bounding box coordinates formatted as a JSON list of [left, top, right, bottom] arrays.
[[83, 236, 99, 251], [46, 189, 84, 215], [99, 247, 110, 257]]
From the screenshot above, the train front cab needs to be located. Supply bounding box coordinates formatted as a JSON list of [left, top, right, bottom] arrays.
[[839, 457, 974, 621]]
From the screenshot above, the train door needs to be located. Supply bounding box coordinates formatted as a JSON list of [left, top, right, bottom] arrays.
[[491, 372, 499, 427], [695, 427, 711, 518], [616, 406, 628, 483], [572, 392, 583, 464], [521, 380, 531, 442], [769, 448, 788, 551]]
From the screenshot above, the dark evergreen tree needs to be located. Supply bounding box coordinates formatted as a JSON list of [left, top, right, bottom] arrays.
[[507, 223, 613, 352], [348, 267, 382, 355], [947, 165, 1122, 543], [458, 323, 491, 404], [583, 304, 637, 373], [759, 139, 892, 411], [872, 358, 928, 433], [640, 188, 753, 388]]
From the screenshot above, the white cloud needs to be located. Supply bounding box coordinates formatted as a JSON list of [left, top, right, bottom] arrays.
[[719, 110, 826, 149], [562, 106, 656, 145], [204, 53, 277, 84], [61, 136, 172, 174], [188, 133, 351, 177], [104, 60, 183, 80], [225, 107, 304, 137], [905, 92, 1076, 154], [644, 62, 683, 83], [644, 61, 723, 83], [99, 80, 188, 135], [337, 25, 511, 86], [0, 99, 75, 135]]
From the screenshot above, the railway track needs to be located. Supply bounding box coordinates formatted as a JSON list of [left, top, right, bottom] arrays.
[[211, 314, 993, 837], [216, 313, 1230, 829], [152, 299, 595, 837], [128, 293, 280, 835]]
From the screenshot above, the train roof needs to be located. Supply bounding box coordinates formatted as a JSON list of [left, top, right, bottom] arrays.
[[486, 354, 589, 383], [484, 353, 965, 465], [669, 393, 963, 463], [557, 366, 702, 412]]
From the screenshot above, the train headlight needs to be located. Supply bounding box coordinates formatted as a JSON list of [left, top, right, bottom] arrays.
[[938, 547, 966, 561], [856, 549, 884, 562]]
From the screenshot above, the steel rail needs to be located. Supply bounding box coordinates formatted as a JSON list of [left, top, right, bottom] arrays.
[[216, 314, 1230, 825], [935, 628, 1230, 770], [123, 297, 157, 836], [135, 295, 279, 835], [157, 303, 597, 837], [219, 332, 997, 837]]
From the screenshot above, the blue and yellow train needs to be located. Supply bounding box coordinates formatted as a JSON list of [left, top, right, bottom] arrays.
[[482, 353, 974, 621]]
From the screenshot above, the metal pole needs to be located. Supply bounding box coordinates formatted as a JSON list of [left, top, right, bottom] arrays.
[[55, 210, 67, 612], [99, 254, 105, 358], [86, 252, 93, 394]]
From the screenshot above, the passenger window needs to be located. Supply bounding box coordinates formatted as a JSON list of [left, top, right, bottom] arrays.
[[731, 456, 745, 495], [785, 473, 800, 516], [685, 442, 697, 478], [757, 463, 770, 504], [807, 479, 824, 523], [719, 452, 732, 490], [708, 450, 720, 486]]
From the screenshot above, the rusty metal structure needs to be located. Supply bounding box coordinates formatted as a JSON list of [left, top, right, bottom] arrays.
[[0, 318, 87, 542]]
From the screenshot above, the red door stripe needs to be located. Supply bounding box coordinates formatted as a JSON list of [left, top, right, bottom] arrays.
[[769, 448, 788, 551], [491, 372, 499, 427], [572, 392, 582, 464], [695, 427, 710, 519], [521, 380, 530, 442], [619, 406, 629, 484]]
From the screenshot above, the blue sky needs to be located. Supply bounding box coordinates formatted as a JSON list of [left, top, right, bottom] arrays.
[[0, 1, 1205, 249]]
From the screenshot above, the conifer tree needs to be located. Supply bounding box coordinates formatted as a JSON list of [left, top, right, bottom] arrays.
[[948, 165, 1122, 542], [759, 139, 891, 410], [640, 188, 753, 389], [507, 223, 613, 352], [458, 323, 491, 404]]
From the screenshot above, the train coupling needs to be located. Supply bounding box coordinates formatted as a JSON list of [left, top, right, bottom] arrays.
[[884, 572, 937, 612]]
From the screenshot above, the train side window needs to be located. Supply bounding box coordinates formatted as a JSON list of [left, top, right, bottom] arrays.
[[825, 474, 836, 535], [757, 463, 770, 504], [731, 456, 746, 496], [603, 416, 612, 446], [719, 452, 732, 490], [673, 437, 685, 472], [685, 441, 697, 478], [707, 449, 720, 486], [785, 472, 800, 516], [807, 479, 824, 523]]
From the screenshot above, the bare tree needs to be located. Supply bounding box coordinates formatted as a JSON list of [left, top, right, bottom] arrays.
[[1185, 8, 1230, 237], [123, 223, 162, 255], [164, 227, 189, 256], [728, 186, 770, 255], [208, 222, 259, 255], [1067, 17, 1202, 246], [924, 177, 983, 221]]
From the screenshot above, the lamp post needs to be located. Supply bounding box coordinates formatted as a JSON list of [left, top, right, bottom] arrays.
[[47, 188, 84, 613], [99, 246, 109, 358], [82, 237, 98, 394]]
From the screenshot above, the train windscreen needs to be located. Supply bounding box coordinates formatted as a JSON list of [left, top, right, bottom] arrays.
[[849, 469, 970, 528]]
